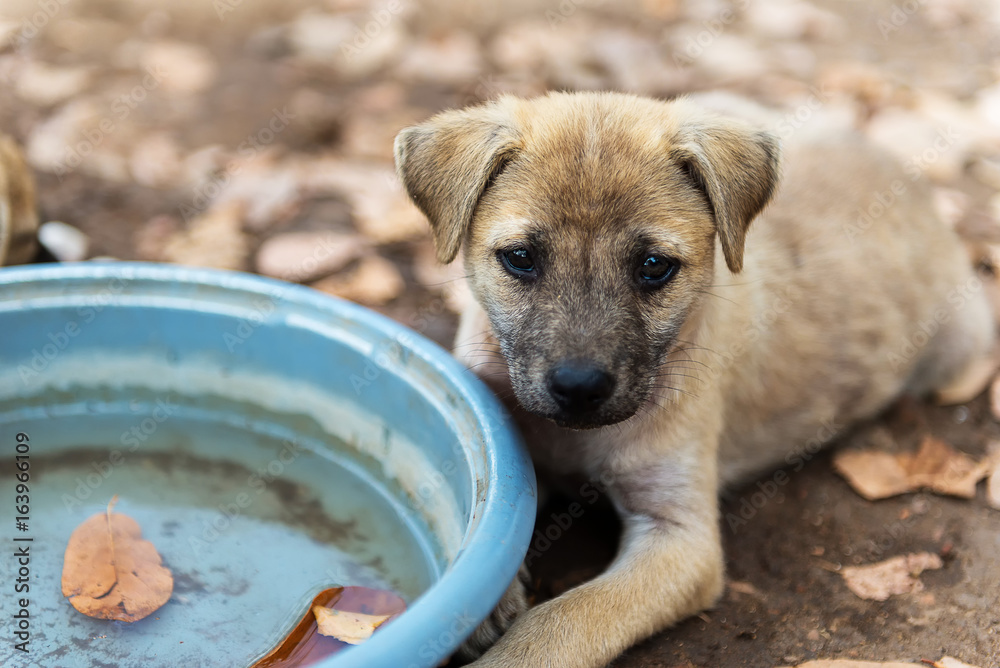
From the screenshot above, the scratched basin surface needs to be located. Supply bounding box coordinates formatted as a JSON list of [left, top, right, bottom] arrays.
[[0, 263, 535, 668]]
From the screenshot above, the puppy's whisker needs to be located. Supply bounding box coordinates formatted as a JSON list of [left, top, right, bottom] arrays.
[[629, 395, 672, 425], [490, 389, 518, 402], [659, 361, 708, 375], [420, 276, 471, 288], [466, 365, 508, 375], [663, 352, 714, 369], [704, 278, 765, 288], [453, 336, 500, 346], [658, 373, 701, 383], [648, 384, 698, 400], [694, 290, 739, 306], [662, 357, 711, 371], [671, 340, 722, 357], [658, 363, 706, 375], [658, 369, 706, 380], [660, 359, 705, 370], [452, 340, 502, 351], [456, 346, 506, 358], [463, 349, 507, 360], [653, 372, 702, 385], [464, 365, 510, 377], [664, 350, 712, 362]]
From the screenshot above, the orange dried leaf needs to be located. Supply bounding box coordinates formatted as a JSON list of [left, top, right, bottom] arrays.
[[903, 437, 983, 498], [252, 586, 406, 667], [252, 588, 346, 668], [832, 450, 911, 500], [777, 661, 918, 668], [839, 552, 942, 601], [311, 254, 404, 306], [313, 605, 391, 645], [932, 657, 983, 668], [777, 658, 982, 668], [61, 496, 173, 623], [984, 442, 1000, 510], [988, 465, 1000, 509], [833, 436, 991, 500], [727, 580, 762, 597]]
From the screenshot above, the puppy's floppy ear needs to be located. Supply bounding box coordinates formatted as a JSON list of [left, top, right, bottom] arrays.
[[394, 103, 520, 264], [671, 112, 780, 273]]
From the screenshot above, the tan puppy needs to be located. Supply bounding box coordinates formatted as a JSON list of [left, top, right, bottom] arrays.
[[0, 134, 39, 266], [394, 92, 993, 668]]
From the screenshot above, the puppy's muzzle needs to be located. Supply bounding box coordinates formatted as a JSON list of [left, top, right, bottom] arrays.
[[547, 360, 615, 415]]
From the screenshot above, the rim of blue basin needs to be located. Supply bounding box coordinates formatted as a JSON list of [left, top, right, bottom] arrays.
[[0, 261, 536, 668]]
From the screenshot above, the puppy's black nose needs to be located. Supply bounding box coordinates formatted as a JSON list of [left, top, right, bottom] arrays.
[[548, 361, 614, 413]]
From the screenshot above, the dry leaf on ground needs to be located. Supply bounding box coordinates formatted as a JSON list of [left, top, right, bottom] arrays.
[[778, 660, 981, 668], [393, 31, 484, 85], [727, 580, 762, 597], [833, 436, 993, 500], [778, 658, 982, 668], [162, 201, 249, 271], [14, 62, 91, 107], [833, 449, 910, 499], [135, 215, 180, 261], [931, 657, 983, 668], [129, 133, 184, 188], [901, 437, 985, 497], [256, 231, 367, 283], [777, 661, 918, 668], [839, 552, 942, 601], [300, 158, 427, 244], [313, 606, 391, 645], [988, 462, 1000, 509], [139, 41, 218, 93], [61, 496, 173, 622], [211, 158, 302, 231], [984, 441, 1000, 509], [311, 254, 404, 306]]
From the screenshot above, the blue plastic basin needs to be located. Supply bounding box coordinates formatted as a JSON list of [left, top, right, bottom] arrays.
[[0, 262, 535, 668]]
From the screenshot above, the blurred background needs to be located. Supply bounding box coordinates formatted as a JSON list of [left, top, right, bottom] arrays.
[[2, 1, 1000, 665], [2, 0, 1000, 344]]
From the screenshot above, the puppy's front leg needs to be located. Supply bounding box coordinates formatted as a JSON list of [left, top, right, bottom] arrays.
[[470, 460, 723, 668]]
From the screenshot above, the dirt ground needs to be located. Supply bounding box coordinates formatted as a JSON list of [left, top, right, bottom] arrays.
[[2, 0, 1000, 666]]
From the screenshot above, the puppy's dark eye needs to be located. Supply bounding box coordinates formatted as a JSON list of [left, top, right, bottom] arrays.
[[500, 248, 536, 276], [637, 255, 678, 286]]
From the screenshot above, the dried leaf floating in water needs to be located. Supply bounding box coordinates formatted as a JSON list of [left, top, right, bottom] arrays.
[[61, 496, 173, 622], [313, 606, 391, 645], [252, 586, 407, 667]]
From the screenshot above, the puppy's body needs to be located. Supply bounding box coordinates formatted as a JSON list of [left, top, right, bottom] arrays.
[[395, 92, 993, 668], [718, 137, 986, 481]]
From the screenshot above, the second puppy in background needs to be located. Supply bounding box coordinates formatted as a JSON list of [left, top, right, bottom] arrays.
[[0, 134, 38, 267]]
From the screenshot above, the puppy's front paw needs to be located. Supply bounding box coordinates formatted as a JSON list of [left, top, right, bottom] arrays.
[[454, 563, 530, 662]]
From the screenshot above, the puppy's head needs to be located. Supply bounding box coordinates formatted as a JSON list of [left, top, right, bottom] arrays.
[[395, 92, 779, 429]]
